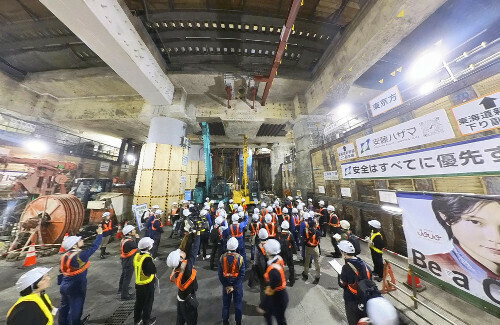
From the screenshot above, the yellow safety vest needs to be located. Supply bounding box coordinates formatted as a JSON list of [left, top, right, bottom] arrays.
[[7, 293, 54, 325], [370, 232, 383, 254], [134, 253, 154, 285]]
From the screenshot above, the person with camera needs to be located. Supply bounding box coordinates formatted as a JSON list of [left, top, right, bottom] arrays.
[[133, 237, 157, 325], [59, 225, 103, 325], [167, 221, 202, 325]]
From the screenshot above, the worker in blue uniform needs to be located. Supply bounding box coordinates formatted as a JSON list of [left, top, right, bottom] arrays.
[[118, 224, 139, 300], [144, 205, 159, 237], [150, 209, 164, 260], [223, 213, 249, 265], [218, 237, 245, 325], [58, 225, 102, 325], [290, 208, 301, 250], [278, 221, 297, 287]]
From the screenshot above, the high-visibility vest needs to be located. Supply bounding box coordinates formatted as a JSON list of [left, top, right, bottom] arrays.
[[265, 223, 276, 238], [329, 214, 340, 227], [242, 204, 247, 211], [275, 207, 282, 216], [60, 251, 90, 277], [258, 243, 266, 256], [103, 220, 113, 232], [221, 252, 242, 278], [171, 208, 179, 216], [305, 230, 319, 247], [250, 223, 260, 236], [264, 256, 286, 291], [292, 215, 300, 227], [283, 214, 290, 222], [152, 219, 163, 231], [370, 232, 383, 254], [347, 263, 372, 295], [230, 224, 243, 238], [280, 232, 292, 249], [134, 253, 154, 285], [170, 260, 197, 291], [7, 293, 54, 325], [229, 204, 234, 211], [121, 237, 137, 258], [261, 209, 267, 217]]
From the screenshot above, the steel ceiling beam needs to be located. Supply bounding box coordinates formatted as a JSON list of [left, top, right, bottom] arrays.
[[0, 35, 81, 53]]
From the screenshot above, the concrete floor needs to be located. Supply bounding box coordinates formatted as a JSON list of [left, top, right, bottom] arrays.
[[0, 228, 498, 324]]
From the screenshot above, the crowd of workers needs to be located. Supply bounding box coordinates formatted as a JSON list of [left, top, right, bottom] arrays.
[[7, 196, 401, 325]]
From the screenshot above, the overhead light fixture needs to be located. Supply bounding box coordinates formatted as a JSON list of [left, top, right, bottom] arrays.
[[330, 103, 352, 117], [23, 139, 49, 154], [125, 153, 136, 163], [408, 48, 444, 81], [419, 81, 437, 95], [381, 205, 403, 214]]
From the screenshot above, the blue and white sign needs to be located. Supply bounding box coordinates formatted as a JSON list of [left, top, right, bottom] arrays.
[[451, 92, 500, 136], [337, 143, 357, 161], [356, 109, 455, 158], [132, 203, 149, 231], [324, 171, 339, 181], [369, 85, 403, 117]]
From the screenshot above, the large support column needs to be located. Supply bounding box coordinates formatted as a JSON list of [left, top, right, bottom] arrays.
[[187, 144, 205, 191], [134, 117, 188, 211], [270, 143, 292, 196]]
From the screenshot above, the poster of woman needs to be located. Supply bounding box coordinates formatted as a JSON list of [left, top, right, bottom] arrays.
[[397, 192, 500, 313]]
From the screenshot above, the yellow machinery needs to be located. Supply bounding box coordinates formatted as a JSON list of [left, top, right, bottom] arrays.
[[233, 135, 254, 204]]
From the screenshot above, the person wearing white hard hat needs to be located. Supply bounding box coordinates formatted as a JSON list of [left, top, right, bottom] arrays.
[[167, 228, 202, 325], [266, 206, 277, 224], [240, 198, 247, 212], [210, 216, 226, 270], [133, 237, 157, 325], [7, 267, 54, 325], [302, 218, 322, 284], [326, 205, 342, 258], [119, 224, 140, 300], [289, 207, 301, 252], [284, 196, 293, 210], [59, 225, 103, 325], [365, 297, 399, 325], [144, 206, 159, 238], [338, 240, 374, 325], [367, 220, 384, 281], [274, 202, 283, 222], [228, 199, 235, 214], [307, 198, 313, 212], [99, 211, 113, 259], [249, 214, 262, 261], [260, 202, 267, 219], [218, 237, 245, 325], [150, 210, 164, 260], [198, 209, 212, 261], [232, 204, 239, 214], [253, 207, 260, 215], [339, 220, 361, 256], [258, 239, 288, 325], [253, 228, 269, 301], [169, 202, 181, 238], [263, 214, 277, 239], [314, 201, 328, 238], [223, 211, 249, 264], [278, 220, 297, 287]]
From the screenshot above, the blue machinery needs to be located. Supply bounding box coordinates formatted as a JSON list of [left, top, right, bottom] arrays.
[[202, 122, 212, 196]]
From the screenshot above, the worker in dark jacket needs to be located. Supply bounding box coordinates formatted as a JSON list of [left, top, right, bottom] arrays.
[[133, 237, 157, 325], [367, 220, 384, 281], [278, 221, 297, 287], [315, 200, 329, 237], [254, 228, 269, 302], [100, 211, 113, 259], [59, 226, 103, 325], [145, 205, 159, 237], [327, 205, 342, 258], [7, 267, 54, 325], [218, 237, 245, 325], [223, 213, 249, 264], [210, 216, 226, 270], [302, 219, 322, 284], [258, 239, 289, 325], [338, 240, 373, 325], [167, 227, 201, 325], [118, 224, 139, 300], [150, 209, 164, 260]]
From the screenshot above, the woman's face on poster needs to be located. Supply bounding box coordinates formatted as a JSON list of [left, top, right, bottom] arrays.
[[450, 201, 500, 266]]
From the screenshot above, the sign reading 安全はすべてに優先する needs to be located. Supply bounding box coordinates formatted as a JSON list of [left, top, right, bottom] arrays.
[[342, 134, 500, 179], [397, 192, 500, 314], [369, 85, 403, 117], [355, 109, 455, 158], [451, 91, 500, 136], [337, 143, 357, 161]]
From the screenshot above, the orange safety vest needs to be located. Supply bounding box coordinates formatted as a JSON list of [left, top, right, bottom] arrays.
[[222, 252, 242, 278], [287, 203, 292, 209], [275, 207, 282, 216], [305, 230, 319, 247], [280, 232, 292, 249], [292, 215, 300, 227], [265, 223, 276, 238], [171, 208, 179, 216], [258, 243, 266, 256], [152, 219, 163, 231], [121, 237, 137, 258], [283, 214, 290, 223], [329, 214, 340, 227], [170, 260, 197, 291], [264, 256, 286, 291], [230, 224, 243, 238], [60, 251, 90, 277], [242, 204, 247, 211], [261, 209, 267, 217], [250, 223, 260, 236], [347, 263, 372, 295], [103, 220, 112, 232]]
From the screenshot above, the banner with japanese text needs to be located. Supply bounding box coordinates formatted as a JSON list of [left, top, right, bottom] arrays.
[[324, 171, 339, 180], [356, 109, 455, 157], [451, 91, 500, 135], [342, 134, 500, 179], [397, 192, 500, 312], [337, 143, 357, 161], [369, 85, 403, 117]]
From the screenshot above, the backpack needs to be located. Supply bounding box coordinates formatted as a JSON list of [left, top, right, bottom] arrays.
[[210, 226, 221, 243], [347, 234, 361, 256], [347, 261, 381, 310]]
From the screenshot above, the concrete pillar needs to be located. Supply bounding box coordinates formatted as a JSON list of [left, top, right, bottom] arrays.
[[134, 117, 188, 211], [270, 143, 292, 196], [187, 144, 205, 190]]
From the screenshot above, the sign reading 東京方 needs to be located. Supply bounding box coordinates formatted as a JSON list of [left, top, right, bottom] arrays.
[[324, 171, 339, 181], [369, 85, 403, 117], [451, 92, 500, 135], [343, 134, 500, 179], [356, 109, 455, 158], [337, 143, 357, 161]]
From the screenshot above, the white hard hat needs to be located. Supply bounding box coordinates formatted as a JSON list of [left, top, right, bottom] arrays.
[[219, 209, 227, 217], [338, 240, 355, 254], [138, 237, 155, 250], [238, 211, 244, 218], [172, 202, 178, 205], [182, 200, 188, 204], [241, 198, 245, 202], [218, 202, 224, 208], [281, 221, 289, 230], [16, 267, 52, 292], [122, 224, 135, 235], [254, 208, 260, 214], [340, 220, 350, 230], [297, 205, 303, 211], [287, 196, 292, 200], [152, 205, 160, 209], [252, 214, 259, 221], [327, 205, 335, 212], [233, 204, 239, 209], [102, 212, 111, 218], [265, 214, 272, 223], [237, 206, 243, 212], [308, 198, 312, 202], [305, 212, 313, 220], [368, 220, 382, 229], [183, 209, 191, 217], [166, 248, 181, 267], [227, 237, 239, 251], [189, 204, 194, 208], [229, 199, 234, 203], [62, 236, 81, 251], [282, 207, 288, 214], [274, 200, 279, 205], [367, 297, 398, 325], [266, 206, 273, 212], [232, 214, 240, 223], [333, 233, 342, 241], [258, 228, 269, 240], [200, 209, 208, 216], [210, 200, 215, 204], [264, 239, 281, 255], [215, 216, 224, 225], [261, 202, 266, 207], [319, 200, 325, 206], [155, 209, 163, 215], [206, 197, 210, 201], [292, 208, 298, 214]]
